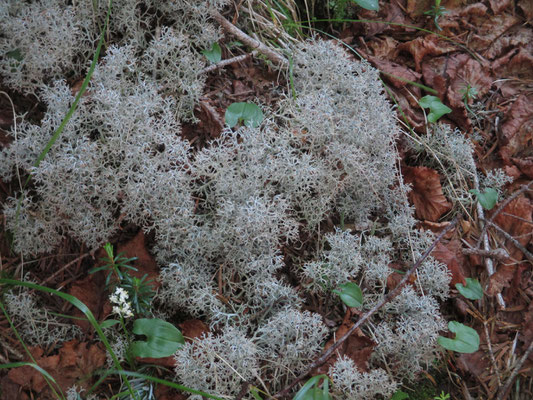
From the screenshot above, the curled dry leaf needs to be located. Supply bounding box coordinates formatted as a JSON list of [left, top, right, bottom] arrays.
[[488, 0, 512, 14], [398, 35, 456, 72], [117, 230, 160, 290], [68, 273, 109, 332], [492, 196, 533, 261], [403, 166, 452, 222], [499, 95, 533, 166], [7, 341, 106, 397], [431, 240, 467, 286], [314, 310, 376, 375]]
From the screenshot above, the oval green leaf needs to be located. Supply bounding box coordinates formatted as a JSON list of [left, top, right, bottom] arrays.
[[293, 375, 331, 400], [225, 102, 264, 128], [202, 42, 222, 64], [352, 0, 379, 11], [438, 321, 479, 353], [418, 95, 452, 123], [455, 278, 483, 300], [333, 282, 363, 308], [469, 188, 498, 210], [391, 390, 410, 400], [130, 318, 184, 358]]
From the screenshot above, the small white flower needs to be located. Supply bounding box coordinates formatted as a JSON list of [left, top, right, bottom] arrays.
[[110, 287, 134, 318]]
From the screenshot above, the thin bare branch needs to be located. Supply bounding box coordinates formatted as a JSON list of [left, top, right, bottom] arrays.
[[211, 10, 288, 67], [201, 52, 254, 74], [497, 339, 533, 400]]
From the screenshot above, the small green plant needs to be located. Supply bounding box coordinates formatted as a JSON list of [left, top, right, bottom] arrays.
[[294, 375, 332, 400], [433, 391, 451, 400], [391, 391, 409, 400], [225, 102, 264, 128], [90, 243, 154, 316], [202, 42, 222, 64], [469, 188, 498, 210], [418, 95, 452, 123], [455, 278, 483, 300], [333, 282, 363, 308], [460, 83, 479, 116], [438, 321, 480, 353], [424, 0, 448, 31]]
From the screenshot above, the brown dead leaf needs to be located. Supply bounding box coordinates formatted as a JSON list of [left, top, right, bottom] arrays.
[[403, 166, 452, 221], [523, 302, 533, 343], [487, 264, 516, 296], [457, 350, 490, 382], [469, 14, 520, 53], [489, 0, 511, 14], [179, 319, 210, 341], [8, 341, 106, 397], [314, 311, 376, 375], [117, 231, 160, 290], [406, 0, 432, 17], [399, 35, 456, 72], [492, 196, 533, 261], [519, 0, 533, 21], [485, 28, 533, 60], [68, 273, 108, 332], [367, 56, 421, 94], [366, 36, 400, 60], [512, 157, 533, 179], [431, 240, 467, 286]]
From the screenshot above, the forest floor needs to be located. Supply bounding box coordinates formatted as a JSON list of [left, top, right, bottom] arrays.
[[0, 0, 532, 399]]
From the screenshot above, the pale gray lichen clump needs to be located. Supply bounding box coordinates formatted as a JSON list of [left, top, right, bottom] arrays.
[[0, 1, 455, 398]]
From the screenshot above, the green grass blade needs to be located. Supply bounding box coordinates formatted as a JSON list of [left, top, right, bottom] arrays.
[[0, 362, 64, 397], [0, 301, 66, 400], [0, 278, 137, 399], [93, 370, 226, 400]]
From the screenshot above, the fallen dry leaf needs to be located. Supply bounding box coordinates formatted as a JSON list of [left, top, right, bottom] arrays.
[[519, 0, 533, 21], [488, 0, 512, 14], [7, 340, 106, 398], [403, 166, 452, 221], [399, 35, 456, 72], [68, 273, 109, 332], [367, 56, 421, 94], [487, 264, 516, 296], [492, 196, 533, 261], [431, 240, 467, 286], [117, 230, 160, 290], [314, 311, 376, 375]]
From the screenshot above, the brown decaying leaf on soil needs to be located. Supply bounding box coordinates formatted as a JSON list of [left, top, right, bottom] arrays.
[[403, 166, 452, 222], [492, 196, 533, 262], [499, 95, 533, 169], [116, 231, 160, 290], [7, 340, 106, 398], [431, 239, 467, 286], [314, 310, 376, 376]]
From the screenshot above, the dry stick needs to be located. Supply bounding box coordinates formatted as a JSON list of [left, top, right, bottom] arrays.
[[272, 218, 458, 399], [496, 339, 533, 400], [462, 248, 510, 262], [483, 320, 502, 387], [211, 10, 288, 67], [41, 252, 91, 286], [473, 174, 506, 309], [482, 219, 533, 264], [201, 52, 255, 74], [476, 180, 533, 249]]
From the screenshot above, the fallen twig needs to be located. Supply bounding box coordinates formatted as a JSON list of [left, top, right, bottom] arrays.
[[41, 252, 91, 286], [482, 218, 533, 264], [462, 247, 509, 262], [211, 10, 288, 67], [473, 174, 506, 309], [496, 339, 533, 400], [201, 52, 255, 74], [272, 218, 458, 399]]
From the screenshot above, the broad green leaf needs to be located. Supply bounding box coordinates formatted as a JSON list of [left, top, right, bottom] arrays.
[[469, 188, 498, 210], [130, 318, 184, 358], [225, 102, 264, 128], [352, 0, 379, 11], [6, 48, 23, 61], [418, 95, 452, 123], [293, 375, 331, 400], [391, 391, 409, 400], [438, 321, 479, 353], [100, 319, 121, 329], [455, 278, 483, 300], [202, 42, 222, 64], [333, 282, 363, 308]]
